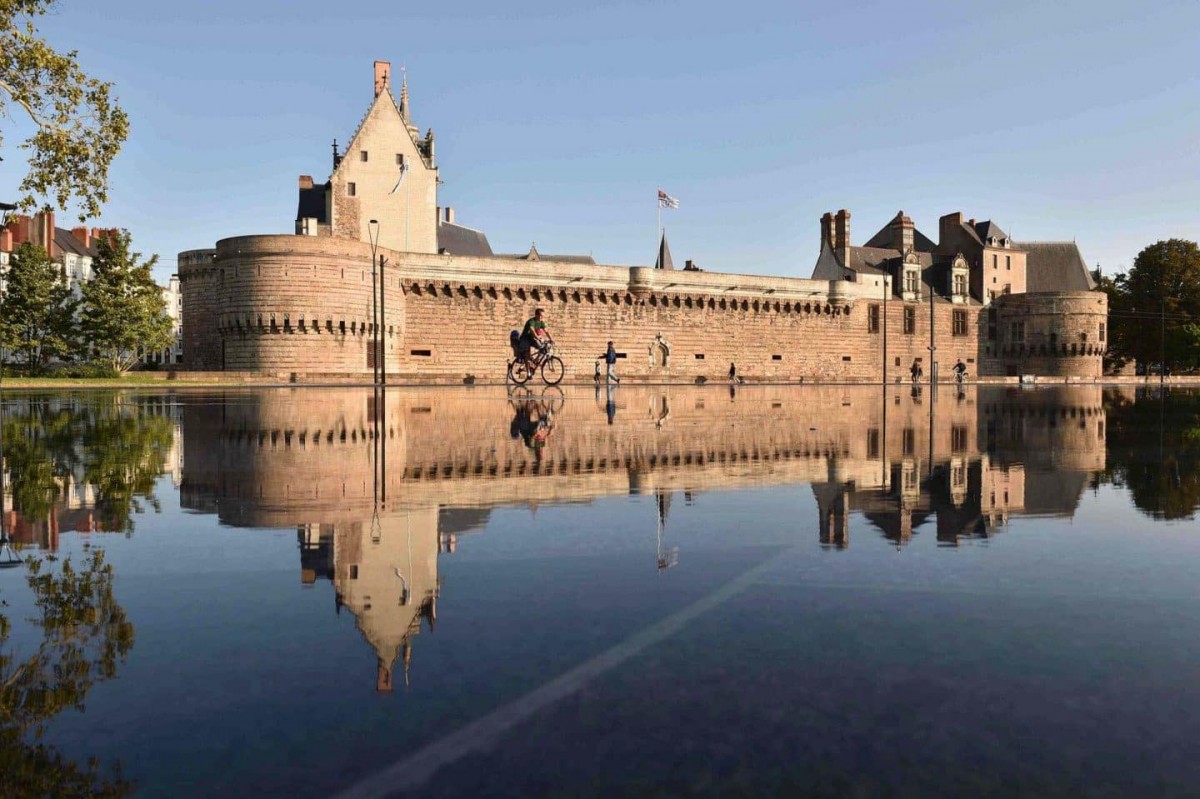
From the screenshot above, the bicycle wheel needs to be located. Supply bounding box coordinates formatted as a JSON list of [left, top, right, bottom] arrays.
[[508, 360, 532, 385], [541, 356, 565, 386], [540, 385, 565, 413]]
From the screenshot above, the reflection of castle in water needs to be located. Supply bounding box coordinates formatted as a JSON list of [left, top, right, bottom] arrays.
[[178, 385, 1109, 685]]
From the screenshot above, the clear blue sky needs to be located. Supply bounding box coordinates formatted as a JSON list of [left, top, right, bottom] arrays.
[[2, 0, 1197, 282]]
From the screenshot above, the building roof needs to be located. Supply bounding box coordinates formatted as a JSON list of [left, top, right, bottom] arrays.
[[54, 227, 99, 258], [296, 184, 329, 224], [497, 248, 596, 265], [1018, 241, 1097, 292], [862, 212, 937, 252], [437, 221, 494, 257], [972, 220, 1009, 243]]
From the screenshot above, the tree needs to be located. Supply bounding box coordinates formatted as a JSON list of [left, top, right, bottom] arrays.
[[0, 549, 136, 796], [79, 231, 172, 373], [0, 241, 77, 372], [1, 0, 130, 219], [1119, 239, 1200, 372]]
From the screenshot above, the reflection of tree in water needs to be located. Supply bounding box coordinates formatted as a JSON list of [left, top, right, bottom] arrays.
[[0, 549, 136, 796], [1104, 389, 1200, 520], [1, 394, 175, 533]]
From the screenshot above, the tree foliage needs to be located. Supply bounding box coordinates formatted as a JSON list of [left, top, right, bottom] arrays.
[[0, 392, 174, 532], [0, 241, 77, 372], [0, 549, 135, 796], [1, 0, 130, 219], [1103, 388, 1200, 520], [1105, 239, 1200, 372], [79, 231, 173, 373]]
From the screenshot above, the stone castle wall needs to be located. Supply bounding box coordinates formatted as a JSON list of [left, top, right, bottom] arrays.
[[986, 292, 1108, 378], [179, 385, 1107, 528]]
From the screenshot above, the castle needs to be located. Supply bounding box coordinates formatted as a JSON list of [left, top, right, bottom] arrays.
[[178, 61, 1106, 382]]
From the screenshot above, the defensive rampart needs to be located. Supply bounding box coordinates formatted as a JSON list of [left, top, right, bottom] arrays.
[[181, 234, 1000, 382], [986, 291, 1108, 377]]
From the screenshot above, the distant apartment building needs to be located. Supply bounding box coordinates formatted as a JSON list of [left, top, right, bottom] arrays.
[[0, 209, 181, 366]]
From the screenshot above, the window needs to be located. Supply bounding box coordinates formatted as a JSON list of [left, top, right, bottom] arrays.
[[992, 254, 998, 268], [902, 428, 915, 456], [694, 353, 705, 360], [772, 354, 783, 361], [347, 182, 356, 197], [953, 309, 968, 336], [396, 154, 405, 166], [1011, 321, 1025, 344], [952, 426, 968, 453], [953, 273, 967, 297], [904, 269, 919, 294], [360, 150, 369, 162], [410, 349, 432, 357], [1006, 255, 1011, 270], [867, 429, 880, 459], [1099, 323, 1106, 342], [868, 303, 880, 333], [903, 306, 915, 334]]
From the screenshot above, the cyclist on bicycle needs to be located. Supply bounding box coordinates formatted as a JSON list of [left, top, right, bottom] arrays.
[[519, 308, 553, 368], [953, 359, 967, 382]]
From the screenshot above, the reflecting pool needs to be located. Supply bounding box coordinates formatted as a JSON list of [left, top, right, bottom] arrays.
[[1, 385, 1199, 797]]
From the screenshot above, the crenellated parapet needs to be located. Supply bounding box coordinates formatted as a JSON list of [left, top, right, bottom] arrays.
[[984, 291, 1108, 377]]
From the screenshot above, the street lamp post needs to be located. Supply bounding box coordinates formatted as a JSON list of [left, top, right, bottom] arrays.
[[883, 274, 890, 385], [368, 219, 380, 386]]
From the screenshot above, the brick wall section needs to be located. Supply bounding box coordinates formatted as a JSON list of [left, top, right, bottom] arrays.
[[179, 234, 1104, 381]]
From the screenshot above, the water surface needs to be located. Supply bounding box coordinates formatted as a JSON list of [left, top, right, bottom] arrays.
[[1, 385, 1198, 797]]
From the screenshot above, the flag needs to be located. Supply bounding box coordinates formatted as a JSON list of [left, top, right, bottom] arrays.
[[390, 161, 411, 195], [657, 189, 679, 209]]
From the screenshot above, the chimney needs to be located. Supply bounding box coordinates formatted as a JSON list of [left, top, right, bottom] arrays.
[[444, 206, 455, 225], [0, 228, 12, 252], [71, 226, 91, 250], [834, 209, 851, 265], [820, 212, 834, 249], [298, 175, 314, 190], [374, 60, 391, 97], [9, 215, 31, 247], [939, 212, 963, 248], [33, 210, 56, 256], [890, 211, 914, 252], [376, 659, 394, 693]]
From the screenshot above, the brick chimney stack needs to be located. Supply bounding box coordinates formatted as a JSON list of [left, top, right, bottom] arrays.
[[834, 209, 851, 266], [374, 60, 390, 97], [8, 215, 31, 247], [71, 226, 92, 249], [939, 212, 964, 248], [0, 227, 12, 252], [33, 210, 56, 256], [820, 212, 834, 249], [298, 175, 314, 190]]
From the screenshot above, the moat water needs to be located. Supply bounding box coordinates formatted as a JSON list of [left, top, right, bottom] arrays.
[[1, 385, 1198, 797]]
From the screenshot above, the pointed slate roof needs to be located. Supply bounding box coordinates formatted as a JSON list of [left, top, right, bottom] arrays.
[[655, 232, 675, 270], [973, 220, 1009, 244], [1018, 241, 1097, 292]]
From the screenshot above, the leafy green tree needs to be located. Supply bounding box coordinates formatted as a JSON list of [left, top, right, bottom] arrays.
[[1, 0, 130, 219], [0, 241, 78, 372], [79, 231, 173, 373], [1118, 239, 1200, 372], [0, 549, 135, 796], [1103, 388, 1200, 520]]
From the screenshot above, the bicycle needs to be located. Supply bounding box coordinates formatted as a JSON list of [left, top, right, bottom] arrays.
[[508, 340, 565, 386], [954, 369, 968, 385]]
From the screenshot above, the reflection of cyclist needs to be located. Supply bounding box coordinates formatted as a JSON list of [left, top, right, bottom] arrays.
[[953, 359, 967, 382], [519, 308, 552, 367]]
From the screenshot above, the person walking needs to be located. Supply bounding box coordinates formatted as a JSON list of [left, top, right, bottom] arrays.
[[729, 362, 737, 383], [605, 341, 621, 384]]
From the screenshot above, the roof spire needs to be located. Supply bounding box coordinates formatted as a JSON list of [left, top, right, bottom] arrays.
[[399, 64, 411, 124], [655, 231, 675, 270]]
